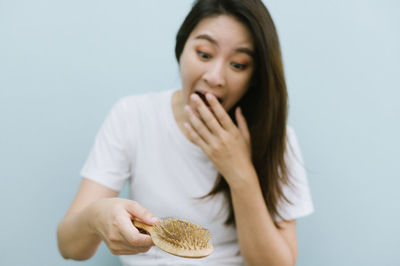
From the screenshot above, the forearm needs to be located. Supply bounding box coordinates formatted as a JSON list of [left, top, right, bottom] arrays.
[[229, 167, 295, 266], [57, 204, 101, 260]]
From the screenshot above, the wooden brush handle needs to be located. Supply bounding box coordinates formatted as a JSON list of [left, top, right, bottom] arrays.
[[133, 220, 153, 234]]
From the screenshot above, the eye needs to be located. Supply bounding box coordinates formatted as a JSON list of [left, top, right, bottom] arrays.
[[197, 51, 212, 60], [231, 62, 247, 70]]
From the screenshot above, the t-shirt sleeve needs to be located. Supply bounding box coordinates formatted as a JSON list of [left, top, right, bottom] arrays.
[[80, 98, 135, 191], [275, 126, 314, 222]]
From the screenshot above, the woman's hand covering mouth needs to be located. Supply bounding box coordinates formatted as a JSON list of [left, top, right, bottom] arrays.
[[194, 91, 223, 107]]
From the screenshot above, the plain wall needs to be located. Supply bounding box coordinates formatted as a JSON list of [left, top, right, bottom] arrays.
[[0, 0, 399, 265]]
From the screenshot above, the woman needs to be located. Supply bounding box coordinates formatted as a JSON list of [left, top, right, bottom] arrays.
[[57, 0, 314, 265]]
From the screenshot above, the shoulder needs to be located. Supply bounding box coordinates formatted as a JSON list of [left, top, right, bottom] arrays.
[[284, 125, 308, 188], [285, 125, 303, 161], [115, 89, 174, 113], [285, 125, 297, 144]]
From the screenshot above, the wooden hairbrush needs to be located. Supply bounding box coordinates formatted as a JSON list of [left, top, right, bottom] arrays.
[[133, 218, 213, 258]]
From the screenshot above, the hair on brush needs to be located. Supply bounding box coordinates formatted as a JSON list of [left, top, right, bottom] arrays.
[[133, 217, 213, 258]]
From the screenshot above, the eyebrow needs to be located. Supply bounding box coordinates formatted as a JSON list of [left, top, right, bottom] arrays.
[[194, 34, 254, 57]]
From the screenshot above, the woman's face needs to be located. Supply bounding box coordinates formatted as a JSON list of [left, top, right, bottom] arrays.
[[179, 15, 254, 113]]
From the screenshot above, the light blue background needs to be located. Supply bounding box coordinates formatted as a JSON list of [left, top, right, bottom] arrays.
[[1, 0, 399, 265]]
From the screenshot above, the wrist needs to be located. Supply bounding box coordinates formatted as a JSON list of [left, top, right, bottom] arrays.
[[85, 201, 102, 236], [227, 164, 260, 193]]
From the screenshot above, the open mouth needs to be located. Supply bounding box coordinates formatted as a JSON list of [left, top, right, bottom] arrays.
[[194, 91, 223, 107]]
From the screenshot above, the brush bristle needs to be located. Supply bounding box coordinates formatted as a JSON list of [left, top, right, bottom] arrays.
[[153, 218, 211, 250]]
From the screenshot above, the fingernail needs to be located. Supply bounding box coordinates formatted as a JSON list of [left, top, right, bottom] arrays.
[[150, 217, 159, 223], [191, 93, 198, 101], [206, 93, 213, 100]]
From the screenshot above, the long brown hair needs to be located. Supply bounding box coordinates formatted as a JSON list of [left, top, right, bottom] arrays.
[[175, 0, 291, 226]]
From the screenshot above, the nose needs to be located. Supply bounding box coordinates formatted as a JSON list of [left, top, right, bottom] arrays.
[[202, 60, 226, 88]]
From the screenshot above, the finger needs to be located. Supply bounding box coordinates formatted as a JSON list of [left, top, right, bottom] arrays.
[[235, 107, 250, 143], [110, 244, 151, 255], [205, 93, 235, 131], [184, 105, 215, 144], [123, 231, 154, 249], [191, 93, 223, 136], [119, 217, 155, 248], [125, 200, 159, 225], [183, 121, 210, 154]]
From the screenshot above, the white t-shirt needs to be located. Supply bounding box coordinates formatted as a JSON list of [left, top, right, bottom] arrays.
[[81, 89, 314, 266]]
